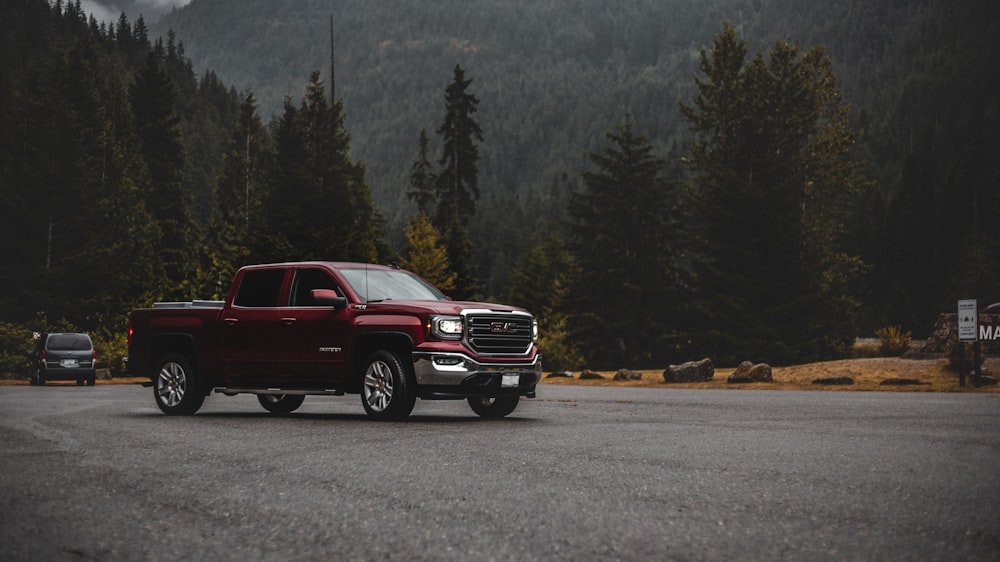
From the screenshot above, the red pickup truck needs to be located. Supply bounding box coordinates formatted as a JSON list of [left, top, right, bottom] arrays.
[[127, 262, 541, 420]]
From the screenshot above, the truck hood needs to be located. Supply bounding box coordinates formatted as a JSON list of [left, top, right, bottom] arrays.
[[361, 300, 528, 316]]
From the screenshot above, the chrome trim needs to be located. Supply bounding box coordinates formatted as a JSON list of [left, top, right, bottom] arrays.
[[460, 309, 535, 356], [412, 351, 542, 386], [212, 387, 346, 396]]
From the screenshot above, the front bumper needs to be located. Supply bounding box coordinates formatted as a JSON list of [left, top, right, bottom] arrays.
[[412, 351, 542, 399]]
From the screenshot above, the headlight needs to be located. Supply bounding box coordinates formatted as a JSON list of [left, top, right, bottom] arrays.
[[532, 319, 539, 343], [428, 316, 463, 340]]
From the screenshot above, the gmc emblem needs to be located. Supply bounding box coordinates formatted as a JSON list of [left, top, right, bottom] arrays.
[[490, 321, 518, 334]]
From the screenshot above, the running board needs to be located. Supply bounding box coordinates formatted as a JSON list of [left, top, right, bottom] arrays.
[[212, 387, 347, 397]]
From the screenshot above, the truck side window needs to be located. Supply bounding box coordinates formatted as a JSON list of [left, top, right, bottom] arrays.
[[290, 269, 341, 307], [233, 269, 286, 308]]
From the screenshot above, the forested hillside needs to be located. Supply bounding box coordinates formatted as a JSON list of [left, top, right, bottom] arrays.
[[152, 0, 1000, 334], [2, 0, 998, 373]]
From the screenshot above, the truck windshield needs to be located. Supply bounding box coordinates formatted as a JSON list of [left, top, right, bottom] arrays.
[[339, 268, 447, 302]]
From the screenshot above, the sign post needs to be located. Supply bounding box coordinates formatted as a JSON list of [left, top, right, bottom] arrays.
[[957, 299, 978, 387]]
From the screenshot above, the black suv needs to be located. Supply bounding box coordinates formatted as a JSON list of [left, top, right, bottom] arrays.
[[32, 333, 97, 386]]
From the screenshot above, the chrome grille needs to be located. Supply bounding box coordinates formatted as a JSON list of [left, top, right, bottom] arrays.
[[466, 313, 534, 355]]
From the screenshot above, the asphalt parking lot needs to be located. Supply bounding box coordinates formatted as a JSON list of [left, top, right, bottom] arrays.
[[1, 384, 998, 561]]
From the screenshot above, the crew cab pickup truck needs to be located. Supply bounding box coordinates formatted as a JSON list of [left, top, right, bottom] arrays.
[[127, 262, 541, 420]]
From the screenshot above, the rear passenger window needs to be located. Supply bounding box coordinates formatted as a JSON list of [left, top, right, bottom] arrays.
[[290, 269, 341, 307], [234, 269, 286, 307]]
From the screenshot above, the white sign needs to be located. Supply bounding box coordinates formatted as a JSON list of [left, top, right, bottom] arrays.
[[958, 299, 978, 342]]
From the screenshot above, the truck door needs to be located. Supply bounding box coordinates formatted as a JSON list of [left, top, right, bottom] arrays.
[[274, 267, 351, 388], [218, 267, 288, 387]]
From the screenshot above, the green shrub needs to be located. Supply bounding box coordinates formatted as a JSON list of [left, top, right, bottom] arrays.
[[875, 325, 911, 356], [92, 326, 128, 376], [0, 321, 36, 377], [944, 337, 986, 371]]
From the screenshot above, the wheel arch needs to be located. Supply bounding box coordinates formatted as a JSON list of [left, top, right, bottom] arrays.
[[150, 333, 209, 393], [351, 332, 414, 386]]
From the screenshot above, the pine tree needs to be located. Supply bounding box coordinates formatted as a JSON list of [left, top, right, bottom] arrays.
[[265, 71, 380, 263], [506, 226, 582, 371], [210, 91, 270, 294], [566, 117, 686, 368], [400, 212, 455, 293], [434, 65, 483, 299], [679, 22, 869, 363], [407, 129, 436, 216], [130, 49, 195, 300]]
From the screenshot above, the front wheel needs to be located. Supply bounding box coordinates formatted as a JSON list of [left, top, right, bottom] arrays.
[[361, 350, 416, 421], [468, 396, 519, 419], [257, 394, 305, 414], [154, 354, 205, 415]]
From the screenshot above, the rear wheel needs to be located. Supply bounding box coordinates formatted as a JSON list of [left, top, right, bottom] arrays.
[[153, 354, 205, 415], [468, 396, 519, 418], [257, 394, 305, 414], [361, 350, 416, 421]]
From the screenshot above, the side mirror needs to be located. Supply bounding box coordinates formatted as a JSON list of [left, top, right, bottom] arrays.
[[311, 289, 348, 309]]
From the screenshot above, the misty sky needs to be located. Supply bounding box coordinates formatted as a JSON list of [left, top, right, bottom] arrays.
[[80, 0, 192, 24]]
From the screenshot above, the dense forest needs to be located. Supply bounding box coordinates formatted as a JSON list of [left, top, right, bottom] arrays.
[[1, 0, 998, 373]]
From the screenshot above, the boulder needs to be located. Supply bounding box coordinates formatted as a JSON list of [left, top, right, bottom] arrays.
[[663, 358, 714, 383], [579, 369, 604, 380], [613, 369, 642, 381], [727, 361, 773, 384], [546, 371, 574, 379]]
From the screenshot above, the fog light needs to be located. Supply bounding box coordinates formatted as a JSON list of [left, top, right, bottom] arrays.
[[433, 356, 463, 366]]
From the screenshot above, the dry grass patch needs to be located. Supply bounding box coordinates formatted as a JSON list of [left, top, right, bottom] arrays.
[[542, 357, 1000, 392]]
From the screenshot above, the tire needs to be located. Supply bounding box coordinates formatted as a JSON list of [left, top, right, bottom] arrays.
[[87, 376, 96, 386], [468, 395, 519, 419], [257, 394, 305, 414], [76, 378, 84, 386], [153, 354, 205, 415], [37, 373, 45, 386], [360, 350, 416, 421]]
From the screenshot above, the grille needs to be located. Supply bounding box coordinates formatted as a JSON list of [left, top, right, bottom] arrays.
[[466, 313, 534, 355]]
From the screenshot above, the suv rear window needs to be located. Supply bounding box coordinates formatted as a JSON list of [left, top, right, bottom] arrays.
[[46, 334, 93, 351]]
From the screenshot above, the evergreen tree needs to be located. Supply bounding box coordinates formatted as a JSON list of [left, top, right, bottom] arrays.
[[264, 71, 380, 263], [407, 129, 436, 216], [130, 49, 195, 299], [506, 225, 582, 371], [210, 91, 270, 296], [400, 212, 455, 293], [435, 64, 482, 299], [566, 117, 686, 368], [679, 22, 869, 364]]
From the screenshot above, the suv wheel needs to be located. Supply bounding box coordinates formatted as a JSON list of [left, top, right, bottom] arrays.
[[153, 354, 205, 415], [361, 350, 416, 421], [258, 394, 305, 414], [468, 396, 519, 418]]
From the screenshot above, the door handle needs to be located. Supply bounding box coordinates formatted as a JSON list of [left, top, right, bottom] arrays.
[[280, 317, 297, 326], [223, 318, 239, 326]]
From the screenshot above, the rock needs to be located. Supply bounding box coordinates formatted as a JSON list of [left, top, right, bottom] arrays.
[[727, 361, 773, 384], [546, 371, 574, 379], [663, 358, 714, 383], [579, 369, 604, 380], [812, 376, 854, 385], [613, 369, 642, 381]]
